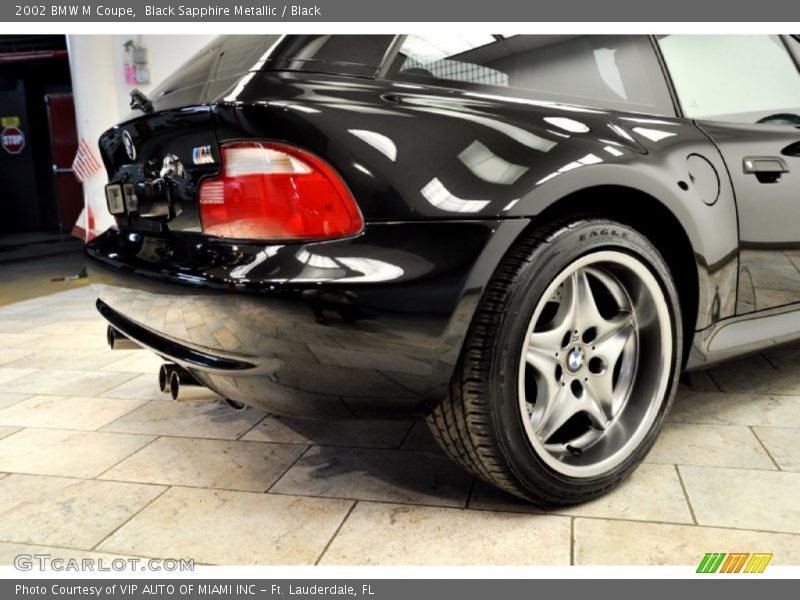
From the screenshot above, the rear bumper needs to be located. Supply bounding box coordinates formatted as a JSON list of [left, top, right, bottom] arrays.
[[98, 300, 253, 371], [86, 220, 528, 417]]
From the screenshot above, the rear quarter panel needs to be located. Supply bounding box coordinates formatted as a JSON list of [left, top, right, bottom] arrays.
[[214, 72, 739, 329]]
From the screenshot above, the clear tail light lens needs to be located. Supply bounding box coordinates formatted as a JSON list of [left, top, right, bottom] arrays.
[[198, 142, 363, 240]]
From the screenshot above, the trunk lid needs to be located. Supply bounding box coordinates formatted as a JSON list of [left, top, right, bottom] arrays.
[[99, 36, 287, 232], [98, 35, 396, 233], [99, 107, 220, 232]]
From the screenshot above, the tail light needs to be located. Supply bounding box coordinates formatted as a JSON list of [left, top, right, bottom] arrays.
[[198, 142, 363, 240]]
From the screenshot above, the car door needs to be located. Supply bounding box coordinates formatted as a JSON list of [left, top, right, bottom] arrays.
[[657, 34, 800, 314]]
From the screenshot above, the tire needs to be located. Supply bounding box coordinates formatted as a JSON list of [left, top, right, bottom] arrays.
[[427, 218, 683, 505]]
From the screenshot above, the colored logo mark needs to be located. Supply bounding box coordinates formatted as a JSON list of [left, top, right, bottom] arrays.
[[696, 552, 773, 573]]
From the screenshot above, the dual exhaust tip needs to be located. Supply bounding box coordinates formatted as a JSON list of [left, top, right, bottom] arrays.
[[158, 363, 217, 403], [158, 361, 246, 410], [107, 326, 246, 409]]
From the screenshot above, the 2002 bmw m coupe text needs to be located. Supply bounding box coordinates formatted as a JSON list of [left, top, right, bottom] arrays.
[[87, 34, 800, 504]]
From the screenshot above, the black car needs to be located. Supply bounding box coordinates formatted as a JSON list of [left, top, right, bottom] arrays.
[[87, 34, 800, 505]]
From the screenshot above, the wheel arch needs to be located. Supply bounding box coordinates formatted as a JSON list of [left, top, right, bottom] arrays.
[[515, 184, 702, 368]]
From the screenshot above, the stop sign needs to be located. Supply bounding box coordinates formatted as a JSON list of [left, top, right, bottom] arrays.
[[1, 126, 25, 155]]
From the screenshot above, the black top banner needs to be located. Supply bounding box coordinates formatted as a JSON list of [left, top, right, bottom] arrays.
[[2, 0, 800, 22]]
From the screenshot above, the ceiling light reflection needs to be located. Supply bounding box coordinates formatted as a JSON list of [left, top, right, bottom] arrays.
[[421, 177, 491, 213], [349, 129, 398, 162], [607, 123, 635, 143], [535, 153, 604, 185], [336, 257, 405, 283], [632, 127, 678, 143], [458, 140, 528, 185], [290, 250, 404, 283], [544, 117, 590, 133], [230, 246, 284, 280], [295, 248, 339, 269], [411, 106, 556, 153]]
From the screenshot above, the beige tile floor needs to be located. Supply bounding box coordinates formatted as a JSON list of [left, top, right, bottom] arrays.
[[0, 287, 798, 566], [0, 234, 88, 307]]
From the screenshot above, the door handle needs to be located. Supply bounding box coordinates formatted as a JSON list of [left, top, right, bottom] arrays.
[[743, 156, 789, 183], [782, 141, 800, 157]]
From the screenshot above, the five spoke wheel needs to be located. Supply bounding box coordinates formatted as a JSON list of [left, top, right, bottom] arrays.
[[519, 250, 672, 478], [428, 219, 681, 504]]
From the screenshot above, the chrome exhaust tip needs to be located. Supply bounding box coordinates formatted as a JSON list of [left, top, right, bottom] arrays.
[[169, 369, 220, 403], [107, 325, 141, 350], [158, 363, 189, 394], [159, 363, 241, 407]]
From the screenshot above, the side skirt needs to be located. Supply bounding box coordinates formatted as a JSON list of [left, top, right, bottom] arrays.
[[687, 304, 800, 370]]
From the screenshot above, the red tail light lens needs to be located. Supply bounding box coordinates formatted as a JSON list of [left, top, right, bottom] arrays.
[[198, 142, 363, 240]]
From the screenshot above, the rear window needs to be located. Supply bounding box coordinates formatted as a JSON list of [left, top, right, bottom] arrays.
[[152, 35, 396, 102], [151, 35, 282, 98], [263, 35, 396, 76], [387, 35, 675, 115]]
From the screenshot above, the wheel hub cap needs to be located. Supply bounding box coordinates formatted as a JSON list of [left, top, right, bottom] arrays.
[[566, 345, 585, 373]]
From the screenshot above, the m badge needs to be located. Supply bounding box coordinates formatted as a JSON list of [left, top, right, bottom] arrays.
[[193, 145, 214, 165]]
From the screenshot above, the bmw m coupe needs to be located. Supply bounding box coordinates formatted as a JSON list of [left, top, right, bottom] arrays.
[[88, 34, 800, 504]]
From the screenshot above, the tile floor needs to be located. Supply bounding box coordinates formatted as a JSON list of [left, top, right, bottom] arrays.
[[0, 286, 798, 566], [0, 234, 87, 307]]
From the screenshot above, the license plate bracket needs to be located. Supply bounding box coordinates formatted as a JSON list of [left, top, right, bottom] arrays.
[[105, 184, 125, 215]]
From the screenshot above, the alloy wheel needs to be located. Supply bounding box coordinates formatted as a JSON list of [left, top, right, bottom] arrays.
[[518, 250, 672, 478]]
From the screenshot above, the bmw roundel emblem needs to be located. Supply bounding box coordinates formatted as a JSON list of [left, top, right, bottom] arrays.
[[567, 346, 585, 372], [122, 130, 136, 161]]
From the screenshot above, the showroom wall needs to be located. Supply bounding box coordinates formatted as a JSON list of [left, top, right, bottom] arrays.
[[66, 34, 215, 237], [109, 34, 217, 118]]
